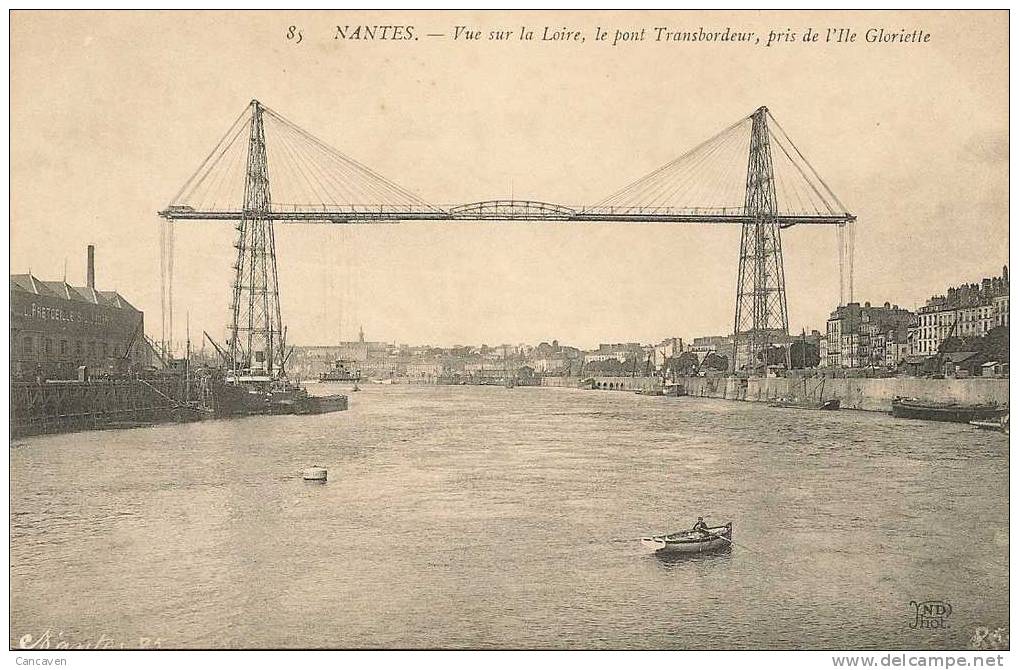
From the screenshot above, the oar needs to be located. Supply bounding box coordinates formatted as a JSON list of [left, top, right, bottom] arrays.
[[711, 533, 769, 557]]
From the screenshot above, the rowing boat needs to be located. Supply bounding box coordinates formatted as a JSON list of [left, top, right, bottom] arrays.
[[640, 522, 733, 554]]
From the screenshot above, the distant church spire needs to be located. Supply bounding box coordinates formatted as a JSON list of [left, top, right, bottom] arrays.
[[359, 325, 364, 343]]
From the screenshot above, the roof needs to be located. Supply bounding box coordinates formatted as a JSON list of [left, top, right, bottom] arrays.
[[10, 274, 54, 297], [97, 290, 138, 311], [38, 280, 92, 303], [10, 273, 139, 312], [945, 351, 981, 364]]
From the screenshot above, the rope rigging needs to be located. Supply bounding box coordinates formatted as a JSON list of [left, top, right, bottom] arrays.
[[168, 102, 441, 215], [592, 108, 850, 218], [164, 102, 853, 224], [158, 218, 175, 359]]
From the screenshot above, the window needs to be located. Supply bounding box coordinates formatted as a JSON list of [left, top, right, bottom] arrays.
[[22, 336, 33, 357], [44, 339, 52, 356], [60, 340, 68, 356]]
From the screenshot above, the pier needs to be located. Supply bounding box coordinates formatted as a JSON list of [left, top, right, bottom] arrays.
[[10, 376, 201, 437]]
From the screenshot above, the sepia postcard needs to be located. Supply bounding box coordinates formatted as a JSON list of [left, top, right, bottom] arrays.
[[6, 8, 1011, 664]]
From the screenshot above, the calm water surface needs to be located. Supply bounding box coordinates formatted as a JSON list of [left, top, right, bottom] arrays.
[[9, 385, 1009, 649]]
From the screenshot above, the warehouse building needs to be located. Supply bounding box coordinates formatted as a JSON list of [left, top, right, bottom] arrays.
[[10, 245, 152, 380]]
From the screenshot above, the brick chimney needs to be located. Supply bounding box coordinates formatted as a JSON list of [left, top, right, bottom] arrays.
[[87, 245, 95, 289]]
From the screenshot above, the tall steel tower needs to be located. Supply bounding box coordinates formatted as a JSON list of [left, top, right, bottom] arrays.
[[228, 100, 284, 377], [733, 107, 788, 374]]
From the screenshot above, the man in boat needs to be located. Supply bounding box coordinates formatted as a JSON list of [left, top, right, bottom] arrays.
[[692, 517, 710, 536]]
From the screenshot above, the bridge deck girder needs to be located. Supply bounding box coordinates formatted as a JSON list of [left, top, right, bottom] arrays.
[[159, 207, 855, 226]]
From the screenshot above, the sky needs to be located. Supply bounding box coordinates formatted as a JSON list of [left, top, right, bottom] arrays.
[[10, 10, 1009, 350]]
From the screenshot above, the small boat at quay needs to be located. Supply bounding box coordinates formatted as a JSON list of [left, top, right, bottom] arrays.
[[295, 393, 349, 415], [770, 375, 839, 410], [770, 397, 841, 411], [969, 413, 1009, 434], [319, 359, 361, 383], [663, 382, 688, 397], [891, 396, 1007, 424], [641, 522, 733, 555]]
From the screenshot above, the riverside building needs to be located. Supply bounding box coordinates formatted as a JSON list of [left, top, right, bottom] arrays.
[[825, 302, 915, 369], [910, 267, 1009, 356], [10, 245, 151, 380]]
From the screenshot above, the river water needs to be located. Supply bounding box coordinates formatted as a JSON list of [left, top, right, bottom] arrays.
[[9, 385, 1009, 649]]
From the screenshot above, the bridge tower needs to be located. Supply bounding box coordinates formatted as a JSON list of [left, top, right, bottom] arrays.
[[228, 100, 284, 377], [733, 107, 788, 374]]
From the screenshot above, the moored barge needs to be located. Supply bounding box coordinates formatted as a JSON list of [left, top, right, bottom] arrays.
[[891, 396, 1007, 423]]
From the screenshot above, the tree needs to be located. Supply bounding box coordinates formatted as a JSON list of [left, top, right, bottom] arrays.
[[517, 365, 536, 380], [702, 352, 729, 372], [586, 358, 627, 375], [757, 345, 788, 367], [939, 336, 966, 354], [665, 352, 700, 377], [980, 326, 1009, 362], [788, 341, 820, 369]]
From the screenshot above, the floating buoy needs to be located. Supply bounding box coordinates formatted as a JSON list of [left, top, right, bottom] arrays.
[[302, 467, 327, 482]]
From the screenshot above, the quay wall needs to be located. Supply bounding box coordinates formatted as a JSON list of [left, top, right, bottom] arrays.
[[541, 376, 658, 391], [541, 376, 578, 388], [676, 376, 1009, 412], [541, 375, 1009, 411]]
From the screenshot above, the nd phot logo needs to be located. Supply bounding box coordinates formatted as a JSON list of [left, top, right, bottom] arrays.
[[909, 600, 952, 630]]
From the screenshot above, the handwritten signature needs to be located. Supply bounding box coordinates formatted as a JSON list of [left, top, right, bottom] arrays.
[[18, 629, 163, 650], [970, 626, 1009, 650]]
